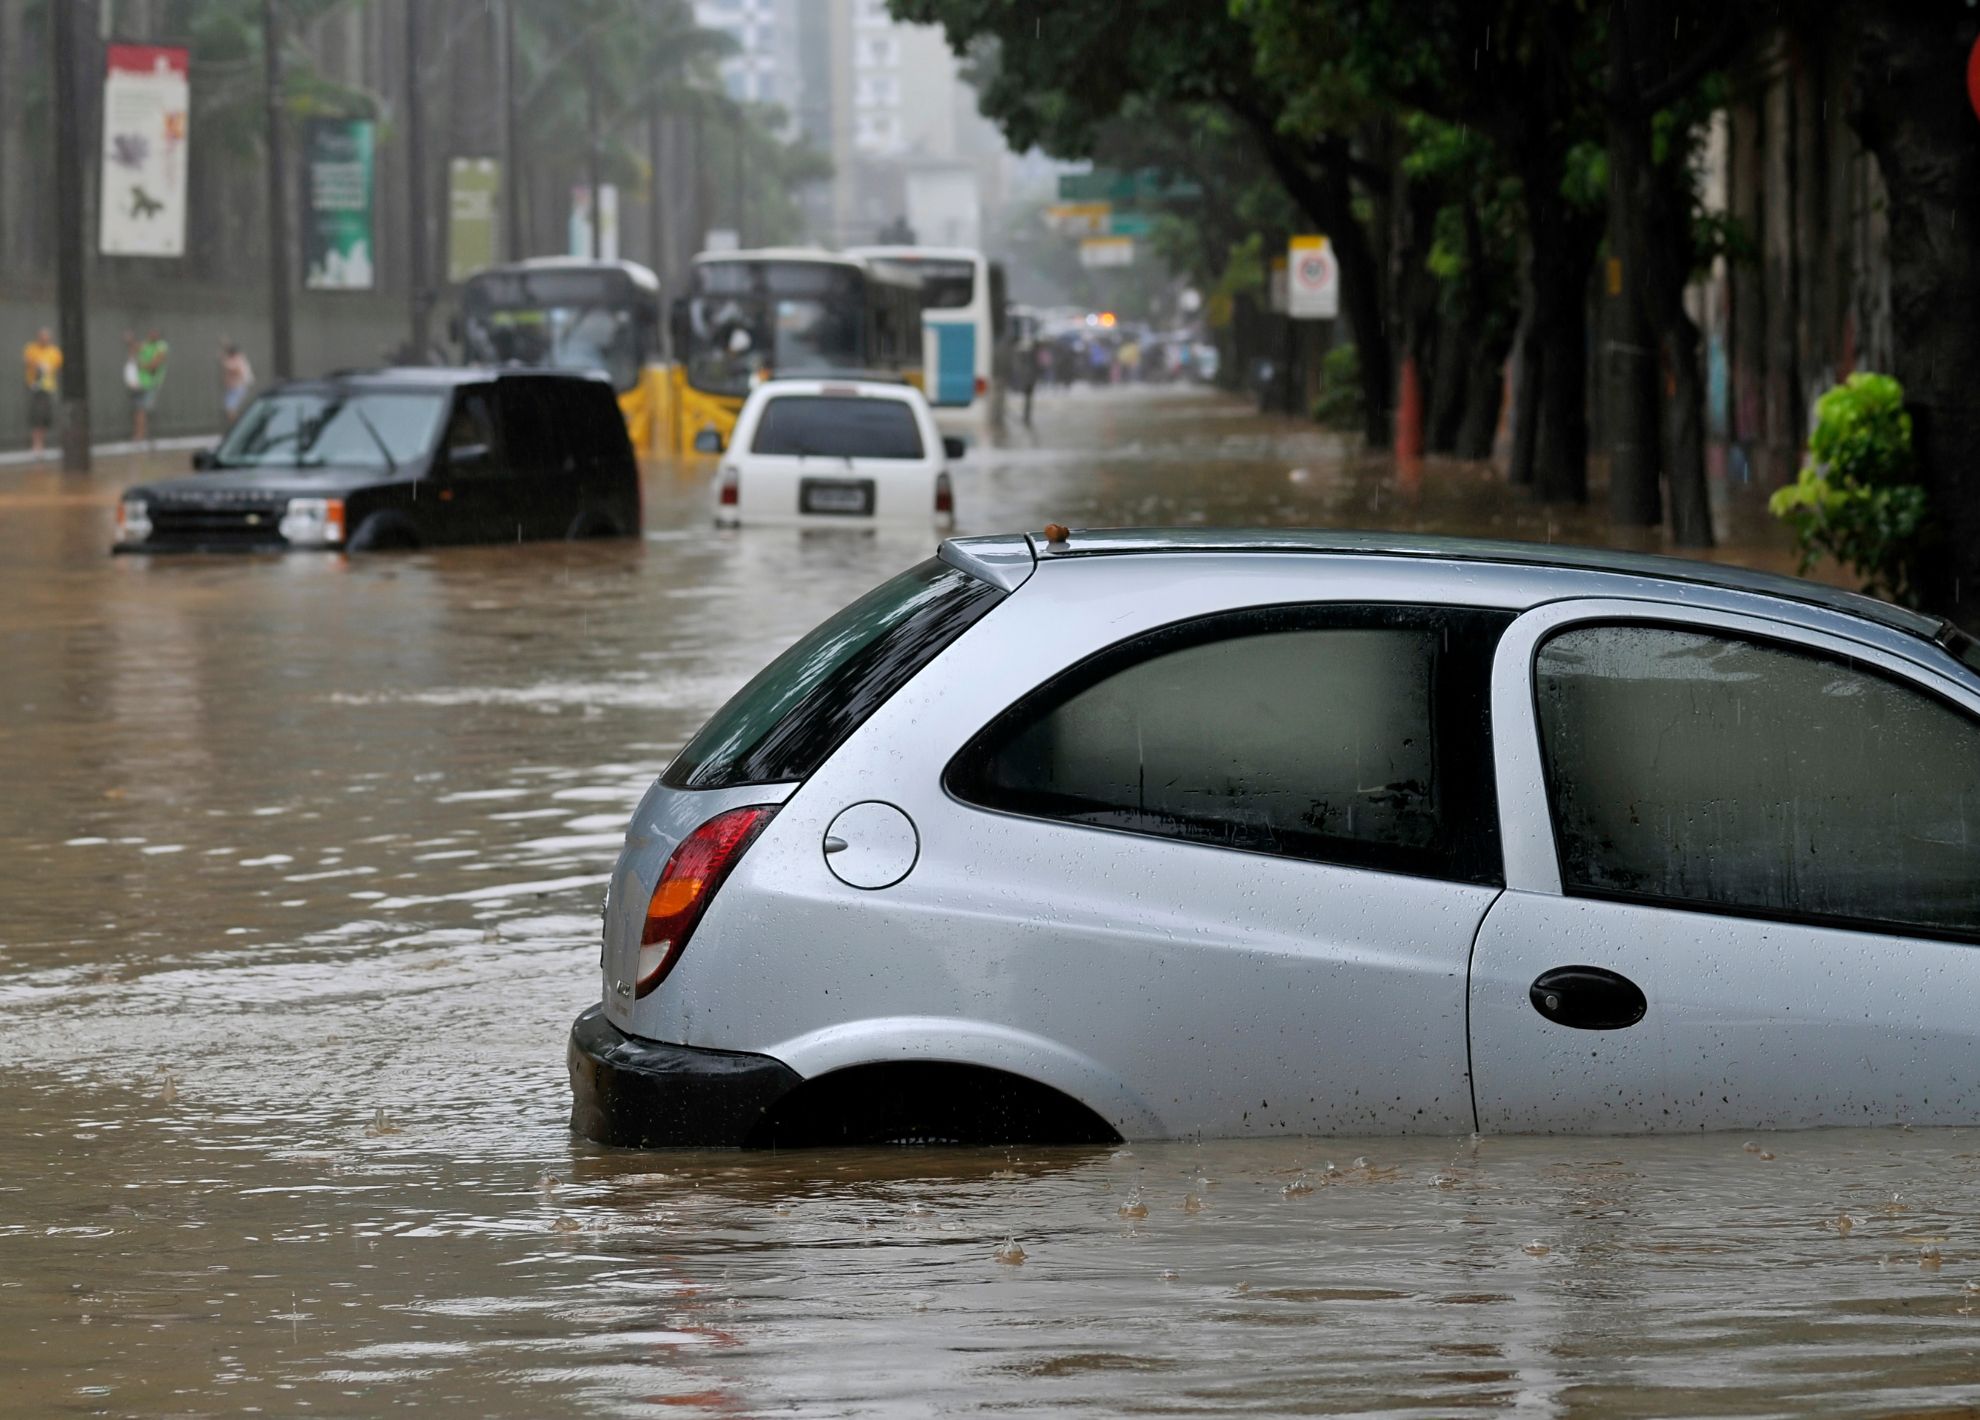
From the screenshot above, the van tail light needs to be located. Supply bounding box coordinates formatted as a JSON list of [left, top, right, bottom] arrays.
[[934, 471, 954, 516], [635, 805, 776, 997], [718, 465, 739, 507], [974, 375, 988, 397]]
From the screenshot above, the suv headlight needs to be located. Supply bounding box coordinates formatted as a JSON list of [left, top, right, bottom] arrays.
[[279, 497, 345, 547], [115, 498, 151, 544]]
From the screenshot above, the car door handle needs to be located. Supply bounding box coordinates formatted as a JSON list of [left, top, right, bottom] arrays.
[[1529, 966, 1648, 1031]]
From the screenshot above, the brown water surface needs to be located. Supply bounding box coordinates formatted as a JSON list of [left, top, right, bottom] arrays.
[[8, 386, 1964, 1418]]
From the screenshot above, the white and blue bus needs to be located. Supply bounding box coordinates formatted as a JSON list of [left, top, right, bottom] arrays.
[[847, 246, 1007, 429]]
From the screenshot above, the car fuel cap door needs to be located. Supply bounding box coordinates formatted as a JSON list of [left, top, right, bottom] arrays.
[[822, 801, 918, 889]]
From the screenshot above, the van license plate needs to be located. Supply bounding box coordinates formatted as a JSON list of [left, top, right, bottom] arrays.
[[799, 478, 875, 516]]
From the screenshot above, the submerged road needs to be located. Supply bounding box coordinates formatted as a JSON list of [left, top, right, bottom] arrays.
[[4, 385, 1970, 1417]]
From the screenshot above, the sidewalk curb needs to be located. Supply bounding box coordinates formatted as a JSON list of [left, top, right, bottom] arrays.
[[0, 433, 215, 471]]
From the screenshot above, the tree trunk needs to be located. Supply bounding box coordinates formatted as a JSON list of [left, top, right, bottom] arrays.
[[1525, 201, 1597, 503], [1664, 309, 1714, 547], [1453, 344, 1508, 460], [1849, 4, 1980, 624], [1508, 296, 1541, 486], [1240, 121, 1395, 446], [1609, 0, 1716, 546]]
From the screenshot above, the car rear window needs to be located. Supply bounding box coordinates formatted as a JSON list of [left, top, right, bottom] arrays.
[[663, 557, 1003, 790], [750, 395, 924, 459]]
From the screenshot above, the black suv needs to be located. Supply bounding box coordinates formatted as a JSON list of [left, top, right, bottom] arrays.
[[114, 368, 641, 553]]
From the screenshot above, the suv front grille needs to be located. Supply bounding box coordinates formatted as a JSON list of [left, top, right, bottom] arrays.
[[147, 497, 288, 545]]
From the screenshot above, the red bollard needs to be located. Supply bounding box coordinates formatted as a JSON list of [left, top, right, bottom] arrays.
[[1396, 355, 1424, 459]]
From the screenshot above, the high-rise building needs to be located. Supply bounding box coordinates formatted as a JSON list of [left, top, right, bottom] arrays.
[[693, 0, 799, 110]]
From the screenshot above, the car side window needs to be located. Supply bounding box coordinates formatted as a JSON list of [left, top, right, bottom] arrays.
[[946, 605, 1509, 884], [444, 390, 499, 470], [1535, 623, 1980, 938]]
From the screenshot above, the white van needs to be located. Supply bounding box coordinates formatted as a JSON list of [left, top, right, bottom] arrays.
[[702, 378, 960, 528]]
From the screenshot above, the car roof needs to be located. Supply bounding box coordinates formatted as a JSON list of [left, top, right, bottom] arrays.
[[939, 527, 1980, 667], [296, 366, 609, 391], [747, 377, 925, 402], [491, 255, 660, 291]]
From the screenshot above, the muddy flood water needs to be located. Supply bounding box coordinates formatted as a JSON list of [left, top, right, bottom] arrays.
[[6, 386, 1979, 1417]]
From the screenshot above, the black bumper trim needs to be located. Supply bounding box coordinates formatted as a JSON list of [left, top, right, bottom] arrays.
[[567, 1005, 803, 1148]]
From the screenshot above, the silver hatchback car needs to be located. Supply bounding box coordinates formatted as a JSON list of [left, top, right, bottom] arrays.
[[569, 529, 1980, 1148]]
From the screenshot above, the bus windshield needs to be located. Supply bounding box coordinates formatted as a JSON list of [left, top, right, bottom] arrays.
[[884, 258, 976, 309], [461, 269, 647, 392], [685, 261, 866, 397]]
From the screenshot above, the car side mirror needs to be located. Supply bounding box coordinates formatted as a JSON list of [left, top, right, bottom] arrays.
[[191, 448, 217, 471], [693, 428, 725, 455], [942, 436, 966, 460]]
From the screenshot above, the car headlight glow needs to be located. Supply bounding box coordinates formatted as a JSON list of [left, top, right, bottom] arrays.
[[278, 497, 345, 547], [115, 498, 151, 544]]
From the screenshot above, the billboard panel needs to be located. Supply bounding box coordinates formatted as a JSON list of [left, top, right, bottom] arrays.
[[99, 44, 190, 257]]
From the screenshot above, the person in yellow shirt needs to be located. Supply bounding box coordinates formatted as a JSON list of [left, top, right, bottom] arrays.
[[23, 327, 61, 458]]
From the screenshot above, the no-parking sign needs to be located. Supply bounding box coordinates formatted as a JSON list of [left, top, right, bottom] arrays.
[[1289, 234, 1338, 319]]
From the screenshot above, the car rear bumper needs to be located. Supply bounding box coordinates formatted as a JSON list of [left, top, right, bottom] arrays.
[[567, 1004, 802, 1148]]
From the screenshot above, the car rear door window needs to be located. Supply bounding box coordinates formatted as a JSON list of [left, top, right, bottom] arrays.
[[1535, 623, 1980, 937], [946, 605, 1509, 884], [750, 395, 924, 459], [664, 557, 1003, 790]]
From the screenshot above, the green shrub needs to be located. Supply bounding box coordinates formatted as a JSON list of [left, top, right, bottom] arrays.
[[1310, 342, 1364, 430], [1767, 371, 1927, 606]]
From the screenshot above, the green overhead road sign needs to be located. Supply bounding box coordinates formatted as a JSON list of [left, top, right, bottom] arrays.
[[1107, 212, 1156, 238], [1057, 168, 1203, 204]]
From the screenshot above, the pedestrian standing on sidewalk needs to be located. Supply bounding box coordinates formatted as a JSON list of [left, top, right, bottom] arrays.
[[218, 340, 254, 426], [131, 327, 169, 444], [22, 326, 61, 459]]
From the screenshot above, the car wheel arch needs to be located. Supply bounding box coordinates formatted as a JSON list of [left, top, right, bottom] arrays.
[[756, 1016, 1164, 1141], [347, 509, 422, 552]]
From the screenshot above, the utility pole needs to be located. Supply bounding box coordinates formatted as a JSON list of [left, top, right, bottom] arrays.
[[406, 1, 430, 361], [692, 102, 706, 254], [731, 102, 745, 247], [500, 0, 521, 260], [264, 0, 294, 379], [51, 0, 90, 471], [584, 46, 602, 261]]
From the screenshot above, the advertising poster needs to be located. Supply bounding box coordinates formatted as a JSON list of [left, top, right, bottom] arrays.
[[304, 119, 376, 290], [99, 44, 190, 257], [448, 157, 500, 282]]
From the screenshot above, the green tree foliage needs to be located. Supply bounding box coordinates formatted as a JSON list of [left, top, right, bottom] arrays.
[[1769, 373, 1928, 605]]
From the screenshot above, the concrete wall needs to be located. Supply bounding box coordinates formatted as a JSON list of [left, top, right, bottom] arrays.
[[2, 280, 407, 447]]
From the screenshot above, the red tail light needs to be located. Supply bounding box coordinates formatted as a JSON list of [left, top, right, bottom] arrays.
[[934, 472, 954, 515], [974, 375, 988, 397], [636, 805, 776, 997], [718, 466, 739, 507]]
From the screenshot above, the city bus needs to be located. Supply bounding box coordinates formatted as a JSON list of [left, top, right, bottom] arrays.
[[457, 258, 672, 455], [670, 248, 925, 454], [847, 246, 1007, 430]]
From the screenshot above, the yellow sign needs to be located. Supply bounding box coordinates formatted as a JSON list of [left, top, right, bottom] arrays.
[[1047, 202, 1112, 237]]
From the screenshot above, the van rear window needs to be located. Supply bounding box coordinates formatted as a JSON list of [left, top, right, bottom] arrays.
[[663, 557, 1003, 790], [751, 395, 924, 459]]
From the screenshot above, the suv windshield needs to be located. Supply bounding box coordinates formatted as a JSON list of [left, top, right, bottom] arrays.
[[215, 391, 447, 470], [664, 557, 1004, 790], [750, 395, 925, 459]]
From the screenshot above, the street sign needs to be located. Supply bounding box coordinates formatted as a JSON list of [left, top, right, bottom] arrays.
[[1107, 212, 1155, 238], [1058, 168, 1203, 204], [1080, 236, 1135, 268], [1046, 202, 1111, 237], [1288, 234, 1338, 319]]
